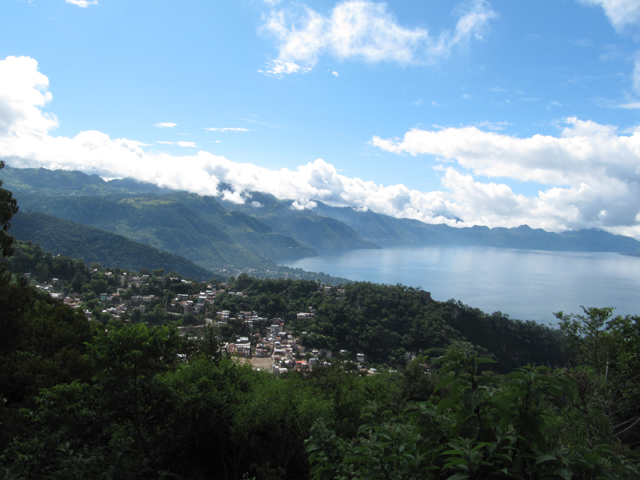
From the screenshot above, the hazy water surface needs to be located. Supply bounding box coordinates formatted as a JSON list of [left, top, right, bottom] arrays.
[[281, 246, 640, 324]]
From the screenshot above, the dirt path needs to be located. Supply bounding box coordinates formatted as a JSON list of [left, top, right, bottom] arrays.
[[240, 357, 273, 370]]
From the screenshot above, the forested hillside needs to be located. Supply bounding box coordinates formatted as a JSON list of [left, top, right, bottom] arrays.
[[9, 212, 218, 280], [219, 190, 379, 253], [15, 193, 314, 267]]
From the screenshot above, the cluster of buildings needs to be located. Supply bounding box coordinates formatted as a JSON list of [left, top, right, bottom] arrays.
[[36, 272, 380, 373]]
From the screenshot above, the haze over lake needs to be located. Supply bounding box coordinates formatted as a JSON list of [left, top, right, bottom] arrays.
[[282, 246, 640, 325]]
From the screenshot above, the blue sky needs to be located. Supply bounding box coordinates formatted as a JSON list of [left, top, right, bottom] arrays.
[[2, 0, 640, 238]]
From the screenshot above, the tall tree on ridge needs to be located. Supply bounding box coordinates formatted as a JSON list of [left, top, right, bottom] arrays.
[[0, 160, 19, 264]]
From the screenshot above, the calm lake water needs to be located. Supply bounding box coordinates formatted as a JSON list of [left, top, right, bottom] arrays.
[[281, 246, 640, 325]]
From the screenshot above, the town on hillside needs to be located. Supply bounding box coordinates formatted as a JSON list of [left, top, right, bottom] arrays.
[[31, 268, 381, 375]]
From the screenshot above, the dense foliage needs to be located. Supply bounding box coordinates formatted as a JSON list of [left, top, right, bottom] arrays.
[[1, 314, 638, 479], [0, 161, 19, 267]]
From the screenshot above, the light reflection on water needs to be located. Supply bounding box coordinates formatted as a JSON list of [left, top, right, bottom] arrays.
[[281, 246, 640, 324]]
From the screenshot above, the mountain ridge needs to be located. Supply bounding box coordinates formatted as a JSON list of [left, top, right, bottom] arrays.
[[312, 200, 640, 254], [4, 165, 640, 257]]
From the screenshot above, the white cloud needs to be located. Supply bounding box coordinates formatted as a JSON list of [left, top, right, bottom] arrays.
[[155, 122, 177, 128], [2, 56, 640, 239], [222, 189, 246, 204], [157, 141, 196, 147], [205, 127, 249, 132], [332, 71, 339, 76], [291, 199, 318, 210], [66, 0, 98, 7], [619, 101, 640, 108], [578, 0, 640, 31], [0, 56, 58, 137], [371, 118, 640, 185], [370, 118, 640, 232], [119, 139, 152, 148], [261, 60, 312, 76], [260, 0, 497, 74]]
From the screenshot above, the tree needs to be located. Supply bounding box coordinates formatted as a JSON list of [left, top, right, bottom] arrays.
[[152, 268, 164, 277], [555, 307, 616, 375], [0, 160, 19, 270], [556, 307, 640, 446]]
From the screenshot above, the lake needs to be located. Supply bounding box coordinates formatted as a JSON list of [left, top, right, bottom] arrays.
[[281, 246, 640, 324]]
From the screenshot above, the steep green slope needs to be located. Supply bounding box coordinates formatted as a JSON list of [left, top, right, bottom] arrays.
[[220, 191, 379, 252], [15, 193, 315, 267], [9, 211, 216, 280], [15, 194, 265, 269], [165, 192, 318, 260]]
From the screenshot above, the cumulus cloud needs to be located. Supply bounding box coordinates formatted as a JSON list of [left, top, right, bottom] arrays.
[[371, 118, 640, 186], [155, 122, 177, 128], [578, 0, 640, 31], [259, 0, 497, 74], [371, 119, 640, 235], [66, 0, 98, 7], [2, 55, 640, 239], [0, 56, 58, 137]]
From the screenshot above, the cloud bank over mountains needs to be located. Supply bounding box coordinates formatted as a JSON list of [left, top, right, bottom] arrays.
[[1, 55, 640, 240]]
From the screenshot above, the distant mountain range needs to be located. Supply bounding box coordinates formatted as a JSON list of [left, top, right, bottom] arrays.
[[312, 202, 640, 253], [3, 165, 640, 275], [219, 189, 640, 255]]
